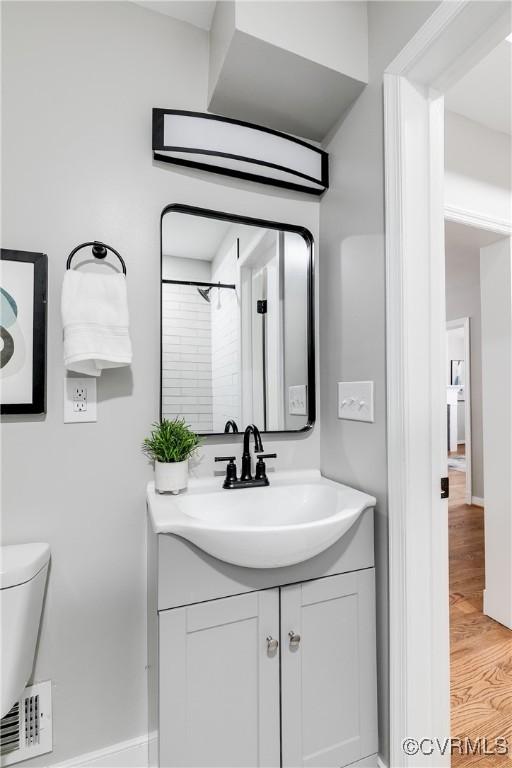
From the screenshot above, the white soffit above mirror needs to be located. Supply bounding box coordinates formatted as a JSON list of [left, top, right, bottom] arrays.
[[207, 1, 368, 142], [136, 2, 367, 142], [152, 109, 329, 195]]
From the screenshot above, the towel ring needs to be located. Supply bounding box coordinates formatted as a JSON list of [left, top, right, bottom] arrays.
[[66, 241, 127, 275]]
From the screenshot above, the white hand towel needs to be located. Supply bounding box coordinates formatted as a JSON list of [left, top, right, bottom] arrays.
[[61, 270, 132, 376]]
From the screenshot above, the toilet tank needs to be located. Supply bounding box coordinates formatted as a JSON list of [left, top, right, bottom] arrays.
[[0, 543, 50, 718]]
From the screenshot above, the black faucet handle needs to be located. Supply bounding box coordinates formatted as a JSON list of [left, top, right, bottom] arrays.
[[215, 456, 238, 488], [255, 453, 275, 482]]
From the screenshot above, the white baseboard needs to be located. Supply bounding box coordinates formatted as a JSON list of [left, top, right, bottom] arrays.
[[472, 496, 485, 507], [347, 755, 380, 767], [51, 740, 383, 768], [483, 589, 512, 630], [51, 732, 156, 768]]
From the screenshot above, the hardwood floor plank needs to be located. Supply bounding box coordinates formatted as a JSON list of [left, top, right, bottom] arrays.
[[449, 462, 512, 763]]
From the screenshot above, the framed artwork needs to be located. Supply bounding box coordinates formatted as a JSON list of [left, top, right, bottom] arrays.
[[1, 249, 47, 414]]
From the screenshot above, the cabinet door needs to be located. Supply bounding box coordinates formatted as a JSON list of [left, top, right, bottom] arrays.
[[159, 589, 280, 768], [281, 570, 378, 768]]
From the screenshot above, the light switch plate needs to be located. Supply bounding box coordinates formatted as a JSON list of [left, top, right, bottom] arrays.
[[288, 384, 307, 416], [64, 376, 97, 423], [338, 381, 374, 422]]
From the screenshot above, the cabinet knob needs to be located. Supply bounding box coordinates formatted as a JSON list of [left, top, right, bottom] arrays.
[[266, 636, 279, 655], [288, 631, 301, 649]]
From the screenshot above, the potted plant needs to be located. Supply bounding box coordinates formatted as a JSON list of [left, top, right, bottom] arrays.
[[142, 418, 201, 494]]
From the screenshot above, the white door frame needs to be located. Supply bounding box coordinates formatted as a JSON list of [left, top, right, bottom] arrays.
[[446, 317, 472, 505], [384, 2, 511, 765]]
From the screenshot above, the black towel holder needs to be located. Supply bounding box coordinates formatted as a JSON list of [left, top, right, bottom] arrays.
[[66, 241, 127, 275]]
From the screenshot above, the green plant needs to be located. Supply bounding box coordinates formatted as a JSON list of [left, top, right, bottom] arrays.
[[142, 418, 201, 463]]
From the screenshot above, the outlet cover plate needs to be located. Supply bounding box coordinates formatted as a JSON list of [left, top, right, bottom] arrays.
[[64, 377, 97, 423], [338, 381, 374, 422]]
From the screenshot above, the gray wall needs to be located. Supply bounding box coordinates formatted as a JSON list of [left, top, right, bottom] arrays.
[[446, 245, 484, 499], [319, 2, 439, 761], [1, 3, 320, 764]]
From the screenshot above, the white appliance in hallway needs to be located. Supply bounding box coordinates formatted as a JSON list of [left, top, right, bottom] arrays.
[[446, 384, 459, 453]]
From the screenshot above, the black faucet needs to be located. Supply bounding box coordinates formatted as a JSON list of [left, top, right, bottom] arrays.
[[223, 419, 239, 433], [241, 424, 263, 481], [215, 424, 276, 489]]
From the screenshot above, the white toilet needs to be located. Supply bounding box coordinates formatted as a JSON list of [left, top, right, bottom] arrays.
[[1, 543, 50, 718]]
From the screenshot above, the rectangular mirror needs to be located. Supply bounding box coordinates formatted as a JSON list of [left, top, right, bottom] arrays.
[[160, 205, 315, 435]]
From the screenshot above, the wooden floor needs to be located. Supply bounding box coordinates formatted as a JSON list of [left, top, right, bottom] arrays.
[[449, 446, 512, 765]]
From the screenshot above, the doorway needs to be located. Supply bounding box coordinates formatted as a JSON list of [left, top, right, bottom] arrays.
[[384, 2, 512, 763], [444, 221, 512, 757]]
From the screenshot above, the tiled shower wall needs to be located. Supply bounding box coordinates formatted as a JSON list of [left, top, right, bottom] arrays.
[[211, 240, 241, 432], [211, 289, 241, 432], [161, 282, 213, 432]]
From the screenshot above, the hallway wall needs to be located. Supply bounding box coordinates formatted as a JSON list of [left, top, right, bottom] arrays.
[[445, 110, 512, 226]]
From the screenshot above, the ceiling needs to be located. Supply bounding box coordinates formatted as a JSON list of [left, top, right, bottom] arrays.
[[162, 213, 231, 260], [133, 1, 216, 30], [445, 38, 511, 135], [445, 220, 505, 252]]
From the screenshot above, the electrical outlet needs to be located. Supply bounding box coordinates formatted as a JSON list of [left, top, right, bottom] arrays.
[[64, 377, 97, 423], [74, 385, 87, 401]]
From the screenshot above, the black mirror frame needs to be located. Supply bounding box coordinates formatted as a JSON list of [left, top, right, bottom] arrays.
[[160, 204, 315, 437]]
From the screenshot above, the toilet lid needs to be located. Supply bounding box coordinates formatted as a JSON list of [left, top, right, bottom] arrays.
[[0, 543, 51, 589]]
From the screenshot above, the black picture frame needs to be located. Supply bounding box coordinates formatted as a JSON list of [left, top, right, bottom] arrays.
[[160, 203, 316, 437], [1, 249, 47, 414]]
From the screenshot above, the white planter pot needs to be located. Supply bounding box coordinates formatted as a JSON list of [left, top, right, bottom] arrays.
[[155, 459, 189, 494]]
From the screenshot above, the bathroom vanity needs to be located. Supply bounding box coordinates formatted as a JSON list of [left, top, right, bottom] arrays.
[[150, 206, 378, 766], [147, 472, 378, 768]]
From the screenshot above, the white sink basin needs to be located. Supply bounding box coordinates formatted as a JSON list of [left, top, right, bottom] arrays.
[[147, 469, 376, 569]]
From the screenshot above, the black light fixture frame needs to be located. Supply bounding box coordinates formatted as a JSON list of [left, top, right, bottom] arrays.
[[160, 203, 316, 437], [152, 109, 329, 196]]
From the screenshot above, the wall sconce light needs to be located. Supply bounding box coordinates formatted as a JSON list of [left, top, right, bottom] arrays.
[[152, 109, 329, 196]]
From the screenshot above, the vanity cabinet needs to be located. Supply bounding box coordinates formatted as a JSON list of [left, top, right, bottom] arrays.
[[159, 590, 281, 767], [280, 571, 377, 768], [149, 508, 378, 768], [157, 571, 376, 768]]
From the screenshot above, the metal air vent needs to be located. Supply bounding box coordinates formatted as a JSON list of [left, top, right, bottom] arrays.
[[0, 682, 52, 766]]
